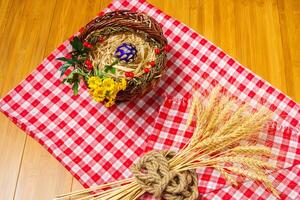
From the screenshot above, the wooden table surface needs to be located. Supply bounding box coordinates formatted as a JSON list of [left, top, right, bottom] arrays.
[[0, 0, 299, 199]]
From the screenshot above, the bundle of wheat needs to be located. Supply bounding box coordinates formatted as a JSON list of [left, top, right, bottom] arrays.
[[54, 87, 279, 200]]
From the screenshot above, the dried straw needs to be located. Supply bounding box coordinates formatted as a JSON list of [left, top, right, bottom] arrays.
[[54, 87, 279, 200], [88, 32, 156, 79]]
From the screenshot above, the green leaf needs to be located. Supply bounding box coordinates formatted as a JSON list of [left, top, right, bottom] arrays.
[[104, 65, 116, 74], [57, 56, 77, 65], [94, 68, 99, 76], [82, 48, 90, 53], [57, 57, 69, 62], [104, 65, 109, 72], [110, 67, 116, 74], [68, 60, 75, 65], [93, 69, 104, 78], [67, 70, 76, 80], [59, 64, 71, 77], [72, 81, 79, 95], [70, 36, 84, 52], [62, 78, 67, 84]]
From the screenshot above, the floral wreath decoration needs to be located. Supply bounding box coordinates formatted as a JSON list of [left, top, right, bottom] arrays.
[[57, 11, 169, 107]]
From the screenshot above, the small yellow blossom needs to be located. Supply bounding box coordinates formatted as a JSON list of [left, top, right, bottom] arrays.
[[102, 78, 115, 91], [114, 84, 121, 92], [88, 89, 94, 96], [120, 78, 127, 90], [87, 77, 127, 107], [88, 76, 101, 89], [105, 100, 115, 107], [93, 87, 106, 98], [94, 96, 105, 102], [113, 78, 126, 91], [108, 90, 118, 100]]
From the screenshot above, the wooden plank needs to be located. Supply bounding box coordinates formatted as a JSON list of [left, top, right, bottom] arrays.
[[71, 179, 84, 191], [13, 138, 73, 200], [0, 2, 23, 197], [44, 0, 109, 55], [0, 116, 26, 200], [0, 0, 58, 199], [0, 0, 13, 42], [147, 0, 288, 94], [194, 0, 287, 94], [277, 0, 300, 102]]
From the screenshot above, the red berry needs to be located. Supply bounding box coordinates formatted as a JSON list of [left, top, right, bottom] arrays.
[[87, 65, 93, 70], [154, 48, 161, 54], [85, 60, 93, 70], [65, 53, 72, 59], [85, 59, 92, 65], [125, 72, 134, 78], [69, 35, 74, 41], [143, 68, 150, 73], [98, 36, 104, 43], [83, 41, 92, 48], [79, 27, 85, 33], [149, 61, 156, 67], [164, 45, 171, 52]]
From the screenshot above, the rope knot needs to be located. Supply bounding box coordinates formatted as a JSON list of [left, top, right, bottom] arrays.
[[131, 151, 198, 200]]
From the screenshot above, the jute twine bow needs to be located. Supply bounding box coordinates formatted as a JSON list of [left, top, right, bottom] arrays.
[[130, 151, 199, 200]]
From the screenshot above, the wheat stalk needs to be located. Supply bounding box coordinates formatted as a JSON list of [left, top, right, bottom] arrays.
[[230, 146, 272, 157], [214, 165, 238, 186]]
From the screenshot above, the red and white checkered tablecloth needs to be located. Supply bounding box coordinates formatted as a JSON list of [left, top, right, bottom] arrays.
[[0, 0, 299, 199]]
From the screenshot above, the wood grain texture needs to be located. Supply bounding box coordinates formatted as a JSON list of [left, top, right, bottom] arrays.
[[0, 0, 299, 199]]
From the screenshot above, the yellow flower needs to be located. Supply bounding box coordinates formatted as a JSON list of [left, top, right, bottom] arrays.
[[102, 78, 115, 91], [94, 96, 105, 102], [88, 76, 101, 89], [88, 89, 94, 96], [108, 89, 118, 100], [120, 78, 127, 90], [105, 100, 115, 107], [113, 78, 126, 91], [93, 87, 106, 98], [114, 83, 121, 92], [87, 77, 125, 107]]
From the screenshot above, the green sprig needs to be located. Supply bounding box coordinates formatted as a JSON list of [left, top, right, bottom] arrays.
[[104, 59, 118, 74], [59, 63, 72, 77]]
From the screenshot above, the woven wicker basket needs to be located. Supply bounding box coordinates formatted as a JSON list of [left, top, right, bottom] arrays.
[[79, 10, 168, 102]]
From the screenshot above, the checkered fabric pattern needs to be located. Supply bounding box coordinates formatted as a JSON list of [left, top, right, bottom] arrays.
[[146, 97, 300, 199], [0, 0, 299, 198], [202, 165, 300, 200], [0, 60, 162, 188]]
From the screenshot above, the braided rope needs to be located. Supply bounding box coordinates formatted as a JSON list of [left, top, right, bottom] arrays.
[[131, 151, 199, 200]]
